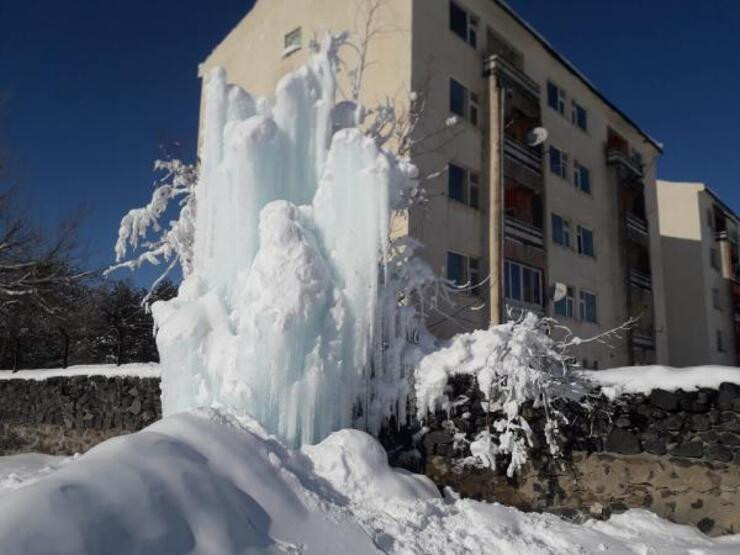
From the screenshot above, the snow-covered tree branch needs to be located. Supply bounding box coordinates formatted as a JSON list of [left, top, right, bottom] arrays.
[[105, 159, 197, 302]]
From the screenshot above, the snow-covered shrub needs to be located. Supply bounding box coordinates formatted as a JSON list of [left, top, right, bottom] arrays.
[[415, 311, 597, 477]]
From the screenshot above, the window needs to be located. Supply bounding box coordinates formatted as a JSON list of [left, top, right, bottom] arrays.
[[710, 247, 721, 271], [577, 226, 595, 257], [717, 330, 725, 352], [713, 288, 722, 310], [707, 208, 715, 230], [283, 27, 302, 56], [551, 214, 571, 248], [469, 92, 479, 126], [554, 286, 575, 318], [549, 146, 568, 179], [579, 291, 597, 323], [547, 81, 566, 115], [448, 163, 466, 203], [504, 260, 542, 306], [448, 163, 480, 208], [447, 252, 465, 286], [450, 2, 478, 48], [449, 78, 477, 125], [574, 162, 591, 194], [571, 100, 588, 131], [469, 257, 482, 295], [469, 172, 480, 209], [447, 252, 482, 295]]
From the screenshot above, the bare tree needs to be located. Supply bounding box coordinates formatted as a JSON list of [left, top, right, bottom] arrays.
[[0, 191, 86, 317]]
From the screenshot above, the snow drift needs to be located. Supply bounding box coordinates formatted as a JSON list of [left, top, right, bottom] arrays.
[[1, 410, 738, 554], [151, 34, 424, 446]]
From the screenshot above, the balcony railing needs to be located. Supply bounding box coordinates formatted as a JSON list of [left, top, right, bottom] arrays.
[[606, 147, 644, 177], [485, 54, 540, 98], [629, 269, 652, 291], [626, 212, 648, 235], [632, 331, 655, 349], [504, 136, 542, 174], [505, 216, 544, 248]]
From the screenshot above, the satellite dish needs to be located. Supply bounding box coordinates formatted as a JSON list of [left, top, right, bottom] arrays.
[[552, 282, 568, 302], [525, 126, 549, 147]]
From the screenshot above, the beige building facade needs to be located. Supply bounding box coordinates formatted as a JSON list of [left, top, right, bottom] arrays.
[[198, 0, 669, 369], [657, 181, 739, 367]]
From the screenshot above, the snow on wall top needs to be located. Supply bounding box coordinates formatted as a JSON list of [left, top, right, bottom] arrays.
[[579, 365, 740, 400], [0, 363, 160, 382]]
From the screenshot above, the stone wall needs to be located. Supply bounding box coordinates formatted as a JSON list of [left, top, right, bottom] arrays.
[[414, 376, 740, 536], [0, 376, 161, 456]]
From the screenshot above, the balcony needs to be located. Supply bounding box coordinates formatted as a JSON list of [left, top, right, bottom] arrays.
[[625, 212, 648, 235], [504, 136, 542, 175], [606, 147, 644, 177], [484, 54, 540, 98], [505, 216, 544, 248], [632, 331, 655, 349], [629, 269, 652, 291]]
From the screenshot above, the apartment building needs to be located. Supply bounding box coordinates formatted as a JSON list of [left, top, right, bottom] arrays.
[[657, 181, 739, 366], [197, 0, 669, 369]]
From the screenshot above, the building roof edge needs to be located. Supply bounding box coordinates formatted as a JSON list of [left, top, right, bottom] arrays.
[[493, 0, 664, 153]]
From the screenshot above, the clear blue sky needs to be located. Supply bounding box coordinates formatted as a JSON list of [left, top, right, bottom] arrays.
[[1, 1, 738, 285]]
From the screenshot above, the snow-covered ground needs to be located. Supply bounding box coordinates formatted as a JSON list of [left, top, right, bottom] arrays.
[[0, 362, 160, 381], [0, 409, 738, 554], [580, 365, 740, 400]]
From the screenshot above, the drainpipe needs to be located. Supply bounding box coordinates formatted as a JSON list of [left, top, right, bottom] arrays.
[[487, 66, 506, 326]]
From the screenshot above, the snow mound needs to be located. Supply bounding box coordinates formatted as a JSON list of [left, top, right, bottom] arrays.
[[580, 365, 740, 400], [0, 363, 160, 381], [1, 410, 738, 554], [303, 429, 439, 503]]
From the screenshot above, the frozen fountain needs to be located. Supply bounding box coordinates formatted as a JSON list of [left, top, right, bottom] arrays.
[[151, 34, 426, 446]]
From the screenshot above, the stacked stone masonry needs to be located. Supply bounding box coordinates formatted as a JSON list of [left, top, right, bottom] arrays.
[[414, 376, 740, 536], [0, 375, 161, 456]]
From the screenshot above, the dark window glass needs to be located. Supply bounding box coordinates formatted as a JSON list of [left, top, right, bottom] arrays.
[[447, 252, 465, 285], [469, 173, 479, 209], [523, 268, 532, 302], [450, 78, 467, 117], [448, 163, 466, 202], [449, 2, 468, 41], [532, 269, 541, 305], [552, 214, 564, 245], [547, 81, 559, 111], [510, 263, 521, 301], [504, 261, 511, 299], [574, 103, 587, 131], [549, 147, 561, 174]]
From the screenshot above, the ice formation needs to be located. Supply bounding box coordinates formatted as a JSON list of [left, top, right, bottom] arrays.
[[151, 34, 425, 446]]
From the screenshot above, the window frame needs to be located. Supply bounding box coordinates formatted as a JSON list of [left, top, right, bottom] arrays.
[[448, 162, 480, 209], [577, 225, 595, 258], [449, 1, 478, 49], [574, 161, 591, 194], [710, 247, 721, 271], [554, 285, 575, 319], [712, 287, 722, 310], [449, 77, 478, 126], [549, 146, 568, 179], [504, 260, 543, 307], [547, 80, 566, 115], [571, 100, 588, 131], [551, 213, 572, 249], [579, 290, 598, 323], [283, 27, 303, 57], [447, 251, 482, 296]]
